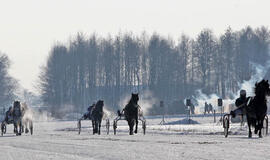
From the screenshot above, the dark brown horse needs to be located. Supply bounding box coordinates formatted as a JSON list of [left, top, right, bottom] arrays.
[[91, 100, 104, 135], [246, 79, 270, 138], [124, 93, 139, 135], [12, 101, 23, 136]]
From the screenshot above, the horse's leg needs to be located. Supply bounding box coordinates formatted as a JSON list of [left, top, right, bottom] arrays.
[[14, 123, 17, 135], [128, 119, 133, 135], [14, 121, 20, 136], [134, 110, 138, 134], [127, 120, 131, 135], [95, 121, 98, 134], [21, 121, 24, 133], [13, 123, 16, 133], [258, 119, 263, 138], [19, 121, 22, 135], [92, 120, 95, 134], [25, 119, 29, 133], [258, 123, 262, 138], [98, 120, 101, 135], [134, 118, 138, 134], [247, 115, 252, 138]]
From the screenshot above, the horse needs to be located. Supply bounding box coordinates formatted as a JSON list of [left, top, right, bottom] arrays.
[[91, 100, 104, 135], [123, 93, 140, 135], [246, 79, 270, 138], [21, 103, 33, 134], [12, 101, 23, 136]]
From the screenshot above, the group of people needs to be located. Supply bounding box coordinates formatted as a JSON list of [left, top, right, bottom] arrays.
[[204, 102, 213, 114]]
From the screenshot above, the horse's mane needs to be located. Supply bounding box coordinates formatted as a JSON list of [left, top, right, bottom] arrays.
[[128, 94, 139, 105], [94, 100, 104, 112], [12, 101, 21, 111], [254, 79, 269, 97], [250, 79, 270, 115]]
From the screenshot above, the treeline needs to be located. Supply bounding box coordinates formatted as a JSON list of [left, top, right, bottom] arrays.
[[39, 26, 270, 117], [0, 53, 17, 108]]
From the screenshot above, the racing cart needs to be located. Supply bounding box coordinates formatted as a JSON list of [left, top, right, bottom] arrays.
[[77, 112, 110, 135], [223, 113, 268, 138], [1, 115, 13, 136], [113, 109, 146, 135]]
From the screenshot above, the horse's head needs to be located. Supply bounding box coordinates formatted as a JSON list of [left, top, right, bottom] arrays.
[[13, 101, 20, 108], [255, 79, 270, 96], [96, 100, 104, 111], [131, 93, 139, 103]]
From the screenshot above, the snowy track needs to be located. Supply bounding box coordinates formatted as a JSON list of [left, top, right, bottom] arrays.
[[0, 116, 270, 160]]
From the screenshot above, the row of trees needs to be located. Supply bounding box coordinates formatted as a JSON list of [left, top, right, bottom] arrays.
[[39, 26, 270, 117], [0, 53, 17, 109]]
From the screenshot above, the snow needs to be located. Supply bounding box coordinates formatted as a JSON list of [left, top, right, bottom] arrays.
[[0, 114, 270, 160]]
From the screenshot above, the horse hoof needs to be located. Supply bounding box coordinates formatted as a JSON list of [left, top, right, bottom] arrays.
[[259, 135, 263, 138], [248, 134, 252, 138]]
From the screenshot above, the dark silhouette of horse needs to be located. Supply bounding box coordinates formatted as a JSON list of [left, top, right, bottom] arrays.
[[124, 93, 139, 135], [91, 100, 104, 135], [12, 101, 23, 136], [246, 79, 270, 138]]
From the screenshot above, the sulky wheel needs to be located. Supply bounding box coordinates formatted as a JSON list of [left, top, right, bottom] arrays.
[[262, 115, 268, 136], [223, 114, 230, 138], [1, 123, 6, 136], [113, 120, 117, 135], [106, 119, 110, 135], [142, 121, 146, 135], [78, 120, 81, 135]]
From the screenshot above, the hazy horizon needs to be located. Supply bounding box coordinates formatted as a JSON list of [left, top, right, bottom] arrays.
[[0, 0, 269, 93]]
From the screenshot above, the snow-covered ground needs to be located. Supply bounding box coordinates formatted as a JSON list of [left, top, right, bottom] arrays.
[[0, 114, 270, 160]]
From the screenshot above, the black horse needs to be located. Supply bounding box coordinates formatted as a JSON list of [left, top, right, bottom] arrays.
[[12, 101, 23, 136], [91, 100, 104, 135], [246, 79, 270, 138], [124, 93, 139, 135]]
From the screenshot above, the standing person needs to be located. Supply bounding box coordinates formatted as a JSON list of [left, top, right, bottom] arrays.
[[190, 102, 195, 115], [4, 107, 12, 122], [204, 102, 208, 115], [208, 103, 213, 114]]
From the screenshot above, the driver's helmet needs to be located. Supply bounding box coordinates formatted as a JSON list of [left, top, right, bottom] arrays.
[[240, 90, 246, 97]]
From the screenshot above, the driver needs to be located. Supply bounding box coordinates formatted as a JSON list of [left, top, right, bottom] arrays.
[[83, 103, 95, 120], [4, 107, 12, 122], [230, 90, 247, 118]]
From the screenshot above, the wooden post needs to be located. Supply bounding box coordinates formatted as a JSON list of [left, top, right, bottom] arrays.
[[214, 110, 216, 123]]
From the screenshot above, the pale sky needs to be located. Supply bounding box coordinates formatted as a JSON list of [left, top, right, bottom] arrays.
[[0, 0, 269, 93]]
